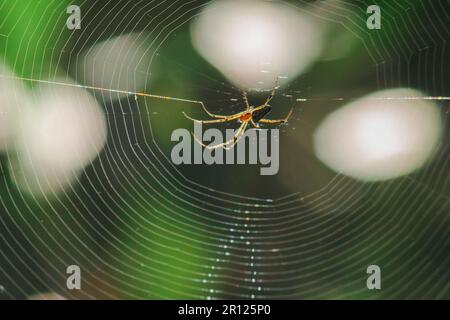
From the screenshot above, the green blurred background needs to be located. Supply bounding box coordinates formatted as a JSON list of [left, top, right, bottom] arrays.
[[0, 0, 448, 299]]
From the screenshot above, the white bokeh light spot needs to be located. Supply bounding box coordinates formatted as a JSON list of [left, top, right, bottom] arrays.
[[0, 63, 28, 151], [314, 88, 443, 181], [77, 33, 151, 101], [10, 80, 107, 195], [357, 113, 406, 159], [191, 0, 323, 90]]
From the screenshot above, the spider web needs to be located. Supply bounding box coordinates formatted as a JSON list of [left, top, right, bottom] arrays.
[[0, 0, 448, 300]]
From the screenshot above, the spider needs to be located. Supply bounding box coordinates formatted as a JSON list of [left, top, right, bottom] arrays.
[[183, 81, 294, 150]]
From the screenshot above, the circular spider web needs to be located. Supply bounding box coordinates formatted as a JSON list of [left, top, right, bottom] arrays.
[[0, 0, 448, 299]]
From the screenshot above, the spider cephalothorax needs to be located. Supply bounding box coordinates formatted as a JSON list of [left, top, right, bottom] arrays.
[[183, 81, 294, 149]]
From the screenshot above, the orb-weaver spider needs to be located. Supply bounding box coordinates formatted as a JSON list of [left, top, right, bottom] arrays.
[[183, 81, 294, 150]]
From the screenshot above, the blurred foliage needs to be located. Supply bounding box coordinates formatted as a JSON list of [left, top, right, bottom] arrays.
[[0, 0, 76, 79], [0, 0, 448, 300]]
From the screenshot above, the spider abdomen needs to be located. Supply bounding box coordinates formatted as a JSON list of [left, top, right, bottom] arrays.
[[240, 113, 253, 122]]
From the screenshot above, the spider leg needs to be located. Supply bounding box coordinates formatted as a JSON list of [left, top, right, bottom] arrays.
[[258, 119, 285, 125], [243, 91, 250, 111], [251, 119, 260, 128], [223, 121, 249, 150], [198, 101, 228, 119], [183, 111, 244, 124], [193, 121, 249, 149], [262, 77, 280, 106], [183, 112, 230, 124], [258, 106, 294, 125]]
